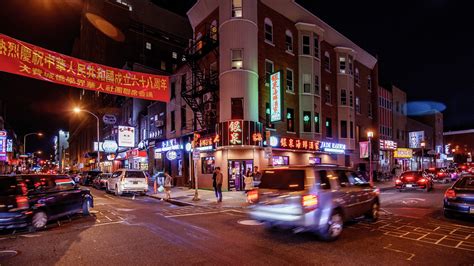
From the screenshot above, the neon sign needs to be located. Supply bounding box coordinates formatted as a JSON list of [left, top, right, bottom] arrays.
[[270, 71, 282, 122], [320, 141, 346, 154], [252, 133, 263, 142], [229, 121, 243, 145]]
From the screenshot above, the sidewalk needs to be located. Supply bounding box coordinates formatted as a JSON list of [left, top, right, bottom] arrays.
[[147, 186, 249, 208]]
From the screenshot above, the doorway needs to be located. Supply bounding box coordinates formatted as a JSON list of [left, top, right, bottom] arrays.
[[228, 160, 253, 191]]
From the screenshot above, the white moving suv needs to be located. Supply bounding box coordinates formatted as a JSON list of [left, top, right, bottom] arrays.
[[106, 169, 149, 196]]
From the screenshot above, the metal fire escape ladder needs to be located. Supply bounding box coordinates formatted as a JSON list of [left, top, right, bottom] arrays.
[[181, 24, 219, 132]]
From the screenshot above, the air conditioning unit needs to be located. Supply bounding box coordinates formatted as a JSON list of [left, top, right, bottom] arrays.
[[155, 120, 164, 127]]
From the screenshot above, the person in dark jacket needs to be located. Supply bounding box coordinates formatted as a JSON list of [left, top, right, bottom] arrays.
[[215, 167, 223, 202], [212, 169, 218, 198]]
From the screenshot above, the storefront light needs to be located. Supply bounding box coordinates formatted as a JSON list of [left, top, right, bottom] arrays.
[[185, 143, 192, 152], [303, 115, 310, 122], [269, 136, 278, 147]]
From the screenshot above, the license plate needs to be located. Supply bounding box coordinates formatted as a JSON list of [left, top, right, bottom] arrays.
[[133, 181, 138, 184], [406, 184, 413, 188], [469, 208, 474, 214]]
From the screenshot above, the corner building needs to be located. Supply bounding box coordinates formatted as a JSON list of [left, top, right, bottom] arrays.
[[186, 0, 379, 191]]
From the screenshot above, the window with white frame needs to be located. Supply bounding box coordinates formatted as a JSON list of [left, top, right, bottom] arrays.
[[340, 89, 347, 105], [355, 68, 360, 84], [303, 74, 311, 93], [265, 59, 274, 84], [339, 55, 346, 74], [231, 49, 243, 69], [285, 30, 293, 52], [286, 68, 294, 92], [314, 75, 320, 95], [324, 51, 330, 71], [302, 35, 310, 55], [325, 85, 331, 104], [232, 0, 242, 18], [349, 91, 353, 107], [264, 18, 273, 43], [355, 96, 361, 113], [314, 35, 319, 58]]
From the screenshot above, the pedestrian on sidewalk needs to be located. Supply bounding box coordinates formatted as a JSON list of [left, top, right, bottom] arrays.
[[215, 167, 223, 202], [164, 171, 173, 200], [252, 166, 262, 187], [244, 169, 254, 202], [212, 169, 218, 198]]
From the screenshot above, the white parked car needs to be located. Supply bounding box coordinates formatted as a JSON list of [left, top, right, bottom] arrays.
[[106, 169, 149, 196]]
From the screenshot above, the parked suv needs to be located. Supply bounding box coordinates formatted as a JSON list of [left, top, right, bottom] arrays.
[[0, 175, 93, 231], [106, 169, 148, 196], [248, 166, 380, 241]]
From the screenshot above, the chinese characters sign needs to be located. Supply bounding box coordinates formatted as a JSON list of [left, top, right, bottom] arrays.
[[270, 71, 282, 122], [0, 34, 169, 102], [229, 121, 243, 145], [276, 137, 320, 152], [0, 131, 6, 161], [118, 126, 135, 147]]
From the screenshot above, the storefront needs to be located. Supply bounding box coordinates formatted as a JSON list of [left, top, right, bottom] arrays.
[[154, 138, 189, 186], [125, 149, 148, 170], [379, 140, 397, 173], [394, 148, 413, 174]]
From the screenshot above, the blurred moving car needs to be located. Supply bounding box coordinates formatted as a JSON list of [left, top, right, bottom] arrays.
[[0, 175, 93, 231], [447, 168, 460, 181], [93, 173, 112, 189], [106, 169, 149, 196], [81, 170, 102, 186], [444, 175, 474, 217], [395, 171, 433, 192], [248, 166, 380, 241], [425, 168, 450, 183]]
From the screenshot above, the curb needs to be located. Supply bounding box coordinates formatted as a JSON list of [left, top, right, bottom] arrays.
[[145, 194, 194, 207]]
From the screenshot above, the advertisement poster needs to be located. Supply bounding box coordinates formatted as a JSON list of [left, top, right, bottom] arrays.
[[118, 126, 135, 147]]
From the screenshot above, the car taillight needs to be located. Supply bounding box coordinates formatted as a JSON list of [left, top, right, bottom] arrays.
[[445, 189, 456, 199], [16, 196, 29, 209], [395, 179, 402, 184], [418, 178, 427, 183], [302, 194, 318, 211], [247, 190, 258, 203]]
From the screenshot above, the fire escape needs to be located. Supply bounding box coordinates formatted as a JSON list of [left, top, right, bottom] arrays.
[[181, 24, 219, 133]]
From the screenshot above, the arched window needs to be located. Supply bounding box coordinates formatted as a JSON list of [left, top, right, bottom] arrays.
[[264, 18, 273, 43], [355, 68, 360, 84], [324, 51, 330, 71], [285, 30, 293, 52], [210, 20, 217, 40]]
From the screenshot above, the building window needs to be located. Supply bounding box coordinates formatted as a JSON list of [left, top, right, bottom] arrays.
[[368, 102, 373, 118], [396, 101, 399, 112], [202, 157, 215, 174], [170, 111, 175, 131], [350, 121, 354, 139], [286, 68, 294, 92], [355, 96, 361, 113], [355, 68, 360, 84], [324, 51, 330, 71], [210, 20, 218, 40], [146, 42, 152, 50], [265, 59, 274, 84], [340, 120, 347, 138], [315, 112, 320, 133], [356, 126, 360, 142], [303, 74, 311, 94], [325, 85, 331, 104], [285, 30, 293, 52], [314, 35, 319, 58], [264, 18, 273, 43], [303, 111, 311, 132], [348, 55, 353, 75], [231, 49, 243, 69], [287, 108, 295, 132], [181, 105, 186, 129], [170, 81, 176, 99], [368, 75, 372, 92], [232, 0, 242, 18], [314, 75, 320, 95], [339, 55, 346, 74], [172, 51, 178, 59], [349, 91, 353, 107], [340, 89, 347, 105], [326, 118, 332, 138], [231, 98, 244, 120], [302, 35, 310, 55], [181, 74, 186, 93], [265, 102, 274, 128]]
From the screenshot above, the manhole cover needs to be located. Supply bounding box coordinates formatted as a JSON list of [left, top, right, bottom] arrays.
[[0, 250, 19, 260], [238, 219, 264, 226]]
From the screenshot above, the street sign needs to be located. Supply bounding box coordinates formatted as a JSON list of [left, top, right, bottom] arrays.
[[193, 150, 200, 161], [102, 140, 118, 153], [264, 146, 272, 159], [102, 114, 117, 125]]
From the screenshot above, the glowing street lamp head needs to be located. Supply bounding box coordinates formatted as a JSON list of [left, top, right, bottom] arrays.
[[367, 131, 374, 138], [37, 132, 43, 136], [73, 107, 81, 113], [420, 141, 426, 148], [37, 151, 42, 154]]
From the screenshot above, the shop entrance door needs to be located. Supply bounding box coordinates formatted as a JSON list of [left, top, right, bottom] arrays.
[[228, 160, 253, 191]]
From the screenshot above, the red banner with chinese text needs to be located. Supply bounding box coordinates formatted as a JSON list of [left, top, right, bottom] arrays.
[[0, 34, 169, 102]]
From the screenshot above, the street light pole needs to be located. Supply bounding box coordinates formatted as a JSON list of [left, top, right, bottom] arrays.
[[421, 141, 426, 172], [368, 131, 374, 186], [74, 108, 100, 171], [23, 132, 43, 155]]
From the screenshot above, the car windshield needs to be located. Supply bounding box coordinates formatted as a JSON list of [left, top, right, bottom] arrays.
[[259, 170, 305, 191], [126, 171, 146, 178], [400, 171, 423, 179], [454, 176, 474, 189], [0, 176, 18, 195]]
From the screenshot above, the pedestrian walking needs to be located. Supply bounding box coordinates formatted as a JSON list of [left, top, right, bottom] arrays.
[[252, 166, 262, 187], [215, 167, 223, 202], [244, 169, 254, 202], [212, 169, 218, 198], [164, 171, 173, 200]]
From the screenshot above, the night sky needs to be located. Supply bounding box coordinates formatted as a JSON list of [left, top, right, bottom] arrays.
[[0, 0, 473, 157]]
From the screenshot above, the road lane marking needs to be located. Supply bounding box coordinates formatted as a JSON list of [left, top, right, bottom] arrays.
[[383, 244, 415, 261], [455, 241, 464, 248], [417, 233, 429, 240], [118, 216, 125, 220], [104, 215, 112, 221], [92, 221, 124, 227], [435, 235, 448, 244]]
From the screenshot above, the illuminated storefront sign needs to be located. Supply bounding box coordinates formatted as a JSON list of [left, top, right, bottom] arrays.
[[166, 150, 178, 161], [0, 34, 169, 102], [394, 148, 413, 158], [155, 138, 182, 153], [409, 131, 424, 148], [320, 142, 346, 154], [126, 149, 147, 159], [252, 133, 263, 142], [270, 71, 282, 122], [118, 126, 135, 147], [379, 140, 397, 150], [6, 139, 13, 152], [198, 135, 219, 147], [0, 131, 7, 159], [229, 121, 243, 145], [270, 137, 345, 154]]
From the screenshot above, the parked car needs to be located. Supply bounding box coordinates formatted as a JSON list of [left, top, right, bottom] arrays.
[[248, 166, 380, 241], [395, 171, 433, 192], [93, 173, 112, 189], [81, 170, 102, 186], [106, 169, 149, 196], [444, 175, 474, 217], [0, 175, 93, 231], [447, 168, 460, 181], [425, 168, 450, 183]]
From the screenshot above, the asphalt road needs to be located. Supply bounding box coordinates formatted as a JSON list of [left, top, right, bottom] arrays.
[[1, 184, 473, 265]]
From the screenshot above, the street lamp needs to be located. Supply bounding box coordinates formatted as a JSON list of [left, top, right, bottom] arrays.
[[367, 131, 374, 186], [74, 107, 101, 170], [420, 141, 426, 172], [23, 132, 43, 155]]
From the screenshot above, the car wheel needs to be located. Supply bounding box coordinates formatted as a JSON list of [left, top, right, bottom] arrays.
[[31, 211, 48, 230], [320, 210, 343, 241], [82, 199, 91, 216], [365, 201, 380, 222], [105, 184, 110, 193]]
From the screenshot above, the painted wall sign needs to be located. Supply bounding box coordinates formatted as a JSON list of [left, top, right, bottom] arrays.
[[269, 71, 282, 122]]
